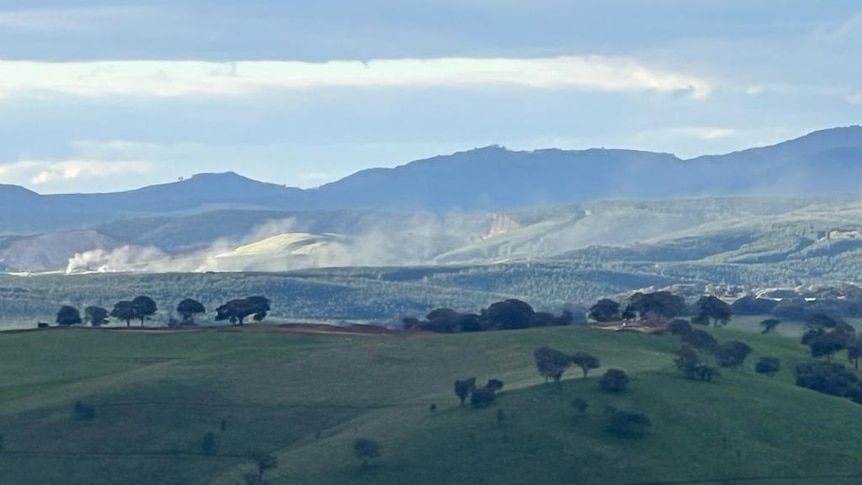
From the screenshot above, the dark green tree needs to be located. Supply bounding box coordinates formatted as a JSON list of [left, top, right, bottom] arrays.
[[425, 308, 462, 333], [681, 328, 719, 354], [674, 345, 718, 382], [110, 300, 137, 327], [668, 319, 693, 336], [599, 369, 630, 393], [717, 340, 753, 370], [533, 346, 572, 387], [571, 352, 601, 379], [695, 295, 733, 326], [604, 409, 651, 438], [352, 438, 381, 468], [795, 361, 859, 397], [56, 305, 82, 326], [486, 379, 504, 392], [215, 296, 271, 325], [626, 291, 685, 320], [589, 298, 621, 322], [755, 356, 781, 377], [453, 377, 476, 405], [470, 387, 496, 408], [176, 298, 206, 325], [803, 313, 855, 361], [132, 295, 157, 326], [84, 306, 109, 327], [482, 299, 535, 330]]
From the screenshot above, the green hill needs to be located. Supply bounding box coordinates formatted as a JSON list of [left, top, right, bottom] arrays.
[[0, 323, 861, 484]]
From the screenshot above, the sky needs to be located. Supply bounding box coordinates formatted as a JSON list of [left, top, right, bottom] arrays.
[[0, 0, 860, 193]]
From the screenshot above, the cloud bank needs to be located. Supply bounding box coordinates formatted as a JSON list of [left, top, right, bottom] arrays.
[[0, 160, 150, 185], [0, 56, 711, 99]]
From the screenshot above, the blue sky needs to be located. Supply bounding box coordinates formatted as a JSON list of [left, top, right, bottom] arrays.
[[0, 0, 860, 193]]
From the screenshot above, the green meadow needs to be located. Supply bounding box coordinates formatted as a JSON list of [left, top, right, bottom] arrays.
[[0, 323, 860, 484]]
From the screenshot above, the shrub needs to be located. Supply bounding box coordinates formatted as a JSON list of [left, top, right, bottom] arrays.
[[470, 387, 496, 408], [486, 379, 504, 392], [604, 409, 651, 438], [353, 438, 381, 468], [598, 369, 630, 393], [454, 378, 476, 405], [795, 361, 858, 397], [755, 356, 781, 377]]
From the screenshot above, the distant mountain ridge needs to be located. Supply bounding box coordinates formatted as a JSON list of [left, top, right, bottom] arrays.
[[1, 125, 861, 234]]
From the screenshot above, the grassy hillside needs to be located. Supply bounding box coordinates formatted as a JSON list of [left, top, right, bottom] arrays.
[[0, 322, 861, 484]]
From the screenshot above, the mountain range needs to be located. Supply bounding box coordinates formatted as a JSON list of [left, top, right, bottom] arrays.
[[2, 126, 861, 235], [2, 126, 862, 276]]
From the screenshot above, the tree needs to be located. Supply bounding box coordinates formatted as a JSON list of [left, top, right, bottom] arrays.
[[215, 296, 271, 325], [352, 438, 381, 468], [674, 345, 719, 382], [681, 328, 719, 354], [470, 387, 496, 408], [425, 308, 462, 333], [457, 313, 483, 332], [760, 318, 781, 334], [132, 295, 157, 326], [626, 291, 685, 320], [668, 319, 693, 336], [249, 451, 277, 484], [454, 378, 476, 405], [110, 300, 137, 327], [533, 346, 572, 387], [56, 305, 82, 326], [755, 356, 781, 377], [717, 340, 753, 370], [482, 299, 535, 330], [803, 313, 855, 361], [695, 295, 733, 326], [589, 298, 621, 322], [176, 298, 206, 325], [486, 379, 504, 392], [84, 306, 109, 327], [795, 361, 859, 398], [809, 331, 850, 361], [599, 369, 630, 393], [571, 352, 601, 379]]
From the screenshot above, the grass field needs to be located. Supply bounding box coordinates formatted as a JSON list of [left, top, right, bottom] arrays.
[[0, 321, 860, 484]]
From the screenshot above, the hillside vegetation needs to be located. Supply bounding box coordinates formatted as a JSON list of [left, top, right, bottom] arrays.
[[0, 323, 861, 484]]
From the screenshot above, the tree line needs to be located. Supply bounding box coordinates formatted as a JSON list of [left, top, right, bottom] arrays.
[[51, 295, 272, 328], [403, 298, 580, 333]]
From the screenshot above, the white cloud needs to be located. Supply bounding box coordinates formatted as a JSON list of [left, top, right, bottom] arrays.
[[0, 160, 150, 185], [0, 56, 712, 99], [0, 6, 150, 32]]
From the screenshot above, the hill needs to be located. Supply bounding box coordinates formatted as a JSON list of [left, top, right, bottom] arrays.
[[0, 323, 860, 484], [0, 194, 851, 274], [2, 126, 862, 234]]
